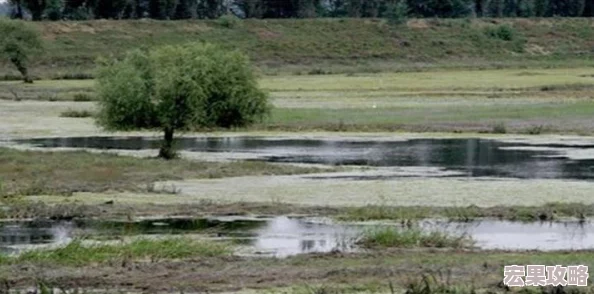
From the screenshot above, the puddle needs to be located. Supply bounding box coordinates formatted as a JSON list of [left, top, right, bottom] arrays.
[[0, 220, 73, 254], [14, 136, 594, 180], [242, 216, 360, 257], [3, 217, 594, 256]]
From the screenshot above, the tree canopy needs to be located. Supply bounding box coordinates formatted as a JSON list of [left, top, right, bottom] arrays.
[[95, 43, 271, 159], [5, 0, 593, 21]]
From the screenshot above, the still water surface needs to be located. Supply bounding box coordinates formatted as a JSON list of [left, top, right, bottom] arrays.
[[3, 217, 594, 257], [15, 136, 594, 180]]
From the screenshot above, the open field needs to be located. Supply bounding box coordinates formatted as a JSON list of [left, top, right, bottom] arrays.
[[2, 67, 594, 134], [3, 18, 594, 78]]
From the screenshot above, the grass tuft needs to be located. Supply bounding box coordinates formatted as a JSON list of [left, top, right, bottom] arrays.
[[72, 93, 95, 102], [491, 122, 507, 134], [358, 227, 473, 249], [405, 271, 476, 294], [60, 109, 94, 118]]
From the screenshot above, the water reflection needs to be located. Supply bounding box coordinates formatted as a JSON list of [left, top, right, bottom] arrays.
[[251, 216, 358, 257], [4, 217, 594, 256], [0, 221, 72, 253], [16, 136, 594, 180], [421, 219, 594, 251]]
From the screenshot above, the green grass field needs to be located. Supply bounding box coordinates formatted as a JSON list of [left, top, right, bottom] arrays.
[[3, 18, 594, 78], [3, 67, 593, 134]]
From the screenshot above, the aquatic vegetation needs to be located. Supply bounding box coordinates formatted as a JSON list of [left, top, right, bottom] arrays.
[[358, 227, 473, 249]]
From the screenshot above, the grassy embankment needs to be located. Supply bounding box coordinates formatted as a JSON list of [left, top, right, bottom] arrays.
[[1, 18, 594, 78]]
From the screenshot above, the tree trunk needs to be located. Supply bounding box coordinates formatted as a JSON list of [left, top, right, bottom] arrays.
[[158, 127, 176, 159], [11, 57, 32, 84]]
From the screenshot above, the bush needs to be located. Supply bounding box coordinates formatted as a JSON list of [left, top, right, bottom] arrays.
[[52, 72, 95, 80], [492, 122, 507, 134], [307, 68, 332, 75], [485, 24, 516, 41], [72, 93, 95, 102], [526, 125, 545, 135], [216, 14, 240, 28]]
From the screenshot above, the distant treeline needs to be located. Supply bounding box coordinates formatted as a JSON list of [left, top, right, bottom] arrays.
[[5, 0, 594, 21]]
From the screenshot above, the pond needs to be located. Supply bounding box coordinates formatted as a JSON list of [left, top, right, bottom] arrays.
[[14, 136, 594, 180], [3, 217, 594, 257]]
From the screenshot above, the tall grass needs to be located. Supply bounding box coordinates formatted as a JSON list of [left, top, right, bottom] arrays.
[[358, 227, 473, 249], [404, 271, 477, 294], [9, 238, 231, 266]]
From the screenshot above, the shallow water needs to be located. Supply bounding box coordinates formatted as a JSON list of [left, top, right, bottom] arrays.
[[15, 136, 594, 180], [424, 219, 594, 251], [0, 220, 73, 254], [3, 217, 594, 256]]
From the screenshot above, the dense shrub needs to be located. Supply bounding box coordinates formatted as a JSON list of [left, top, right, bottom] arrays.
[[485, 24, 516, 41], [216, 14, 240, 28]]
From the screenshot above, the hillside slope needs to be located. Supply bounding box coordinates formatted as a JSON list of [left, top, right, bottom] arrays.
[[4, 17, 594, 78]]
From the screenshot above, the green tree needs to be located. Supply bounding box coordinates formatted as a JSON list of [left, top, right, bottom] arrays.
[[533, 0, 549, 15], [95, 43, 271, 159], [0, 18, 43, 83], [8, 0, 25, 19], [44, 0, 63, 20], [149, 0, 177, 19], [384, 0, 408, 24], [237, 0, 264, 18], [23, 0, 46, 20], [197, 0, 227, 18], [174, 0, 196, 19]]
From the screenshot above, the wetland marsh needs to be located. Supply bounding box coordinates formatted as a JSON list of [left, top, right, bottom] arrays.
[[2, 66, 594, 293]]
